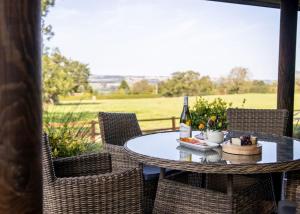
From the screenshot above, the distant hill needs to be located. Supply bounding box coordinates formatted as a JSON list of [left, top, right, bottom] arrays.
[[88, 74, 168, 93]]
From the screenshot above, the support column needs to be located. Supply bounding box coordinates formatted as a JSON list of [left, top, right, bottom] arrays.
[[277, 0, 298, 137], [0, 0, 42, 213]]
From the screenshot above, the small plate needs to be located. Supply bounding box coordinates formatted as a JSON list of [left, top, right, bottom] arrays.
[[176, 139, 219, 151]]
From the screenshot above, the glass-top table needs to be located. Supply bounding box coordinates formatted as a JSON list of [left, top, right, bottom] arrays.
[[124, 131, 300, 174]]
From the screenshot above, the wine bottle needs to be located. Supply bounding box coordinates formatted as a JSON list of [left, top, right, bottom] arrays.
[[180, 96, 192, 139]]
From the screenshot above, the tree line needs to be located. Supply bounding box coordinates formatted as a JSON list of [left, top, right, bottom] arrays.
[[118, 67, 279, 96]]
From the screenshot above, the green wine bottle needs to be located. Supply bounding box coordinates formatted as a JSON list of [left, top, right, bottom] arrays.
[[180, 96, 192, 139]]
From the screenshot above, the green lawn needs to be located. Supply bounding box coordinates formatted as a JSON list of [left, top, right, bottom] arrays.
[[45, 93, 300, 130]]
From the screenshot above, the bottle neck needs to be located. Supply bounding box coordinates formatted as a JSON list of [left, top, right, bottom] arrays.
[[184, 96, 188, 106]]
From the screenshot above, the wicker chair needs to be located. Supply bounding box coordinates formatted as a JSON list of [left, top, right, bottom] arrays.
[[227, 109, 300, 202], [98, 112, 142, 170], [184, 108, 288, 213], [153, 172, 275, 214], [98, 112, 160, 214], [295, 186, 300, 213], [227, 108, 289, 136], [42, 134, 143, 214]]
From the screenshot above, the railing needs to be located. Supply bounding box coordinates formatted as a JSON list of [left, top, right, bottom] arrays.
[[49, 110, 300, 141], [89, 117, 180, 140], [48, 117, 180, 142], [139, 117, 179, 133]]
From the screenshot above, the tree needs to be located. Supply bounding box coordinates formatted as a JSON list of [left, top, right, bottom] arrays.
[[227, 67, 249, 94], [216, 77, 229, 95], [67, 59, 91, 93], [131, 80, 154, 94], [159, 71, 214, 96], [198, 76, 214, 94], [43, 50, 91, 103], [41, 3, 92, 103], [249, 80, 270, 93], [118, 80, 130, 94], [42, 0, 56, 41]]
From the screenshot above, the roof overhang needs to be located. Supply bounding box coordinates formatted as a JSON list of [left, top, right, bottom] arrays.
[[207, 0, 300, 10]]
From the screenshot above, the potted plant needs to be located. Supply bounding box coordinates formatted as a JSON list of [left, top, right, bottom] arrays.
[[206, 115, 227, 144], [191, 97, 231, 142]]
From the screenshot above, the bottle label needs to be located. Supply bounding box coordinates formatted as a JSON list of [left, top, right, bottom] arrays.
[[180, 123, 191, 138]]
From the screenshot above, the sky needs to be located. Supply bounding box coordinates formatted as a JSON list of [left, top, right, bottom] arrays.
[[46, 0, 300, 80]]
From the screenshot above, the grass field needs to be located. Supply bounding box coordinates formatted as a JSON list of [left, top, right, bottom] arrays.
[[45, 93, 300, 130]]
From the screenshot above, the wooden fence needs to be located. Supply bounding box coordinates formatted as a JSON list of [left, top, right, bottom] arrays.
[[49, 116, 180, 142], [139, 116, 179, 133], [89, 117, 180, 141], [49, 110, 300, 141]]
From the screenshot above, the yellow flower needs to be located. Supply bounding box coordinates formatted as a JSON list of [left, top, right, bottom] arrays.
[[210, 115, 217, 122], [198, 123, 205, 130]]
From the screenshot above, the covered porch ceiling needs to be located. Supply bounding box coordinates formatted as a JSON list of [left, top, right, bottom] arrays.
[[208, 0, 300, 10]]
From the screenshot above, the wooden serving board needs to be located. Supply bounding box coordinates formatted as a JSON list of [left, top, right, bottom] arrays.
[[222, 152, 262, 164], [222, 141, 262, 155]]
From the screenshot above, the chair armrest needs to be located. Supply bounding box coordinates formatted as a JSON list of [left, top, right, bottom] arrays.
[[53, 152, 112, 177], [104, 144, 139, 170], [53, 167, 143, 213]]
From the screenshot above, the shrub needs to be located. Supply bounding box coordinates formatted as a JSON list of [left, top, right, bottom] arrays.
[[190, 97, 232, 130], [43, 108, 101, 158]]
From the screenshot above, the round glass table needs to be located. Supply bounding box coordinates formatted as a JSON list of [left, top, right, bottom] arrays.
[[124, 131, 300, 174]]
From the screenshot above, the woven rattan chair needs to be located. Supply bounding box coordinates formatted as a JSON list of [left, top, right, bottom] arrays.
[[98, 112, 160, 214], [295, 186, 300, 213], [42, 134, 143, 214], [227, 108, 300, 205], [227, 108, 289, 136], [153, 172, 275, 214], [98, 112, 142, 170], [286, 171, 300, 208]]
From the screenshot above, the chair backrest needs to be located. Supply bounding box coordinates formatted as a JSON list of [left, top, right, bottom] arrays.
[[227, 108, 289, 136], [98, 112, 142, 146], [42, 133, 56, 183]]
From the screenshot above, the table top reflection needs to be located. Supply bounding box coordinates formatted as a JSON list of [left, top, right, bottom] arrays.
[[124, 131, 300, 174]]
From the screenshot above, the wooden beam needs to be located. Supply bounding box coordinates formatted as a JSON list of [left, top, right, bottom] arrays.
[[207, 0, 300, 10], [0, 0, 42, 213], [277, 0, 298, 137]]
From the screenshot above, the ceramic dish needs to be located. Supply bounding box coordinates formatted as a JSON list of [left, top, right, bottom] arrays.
[[176, 139, 219, 151]]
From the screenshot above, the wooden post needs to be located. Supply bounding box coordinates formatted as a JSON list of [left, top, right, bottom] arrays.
[[0, 0, 42, 213], [91, 120, 96, 142], [277, 0, 298, 137], [171, 117, 176, 131]]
